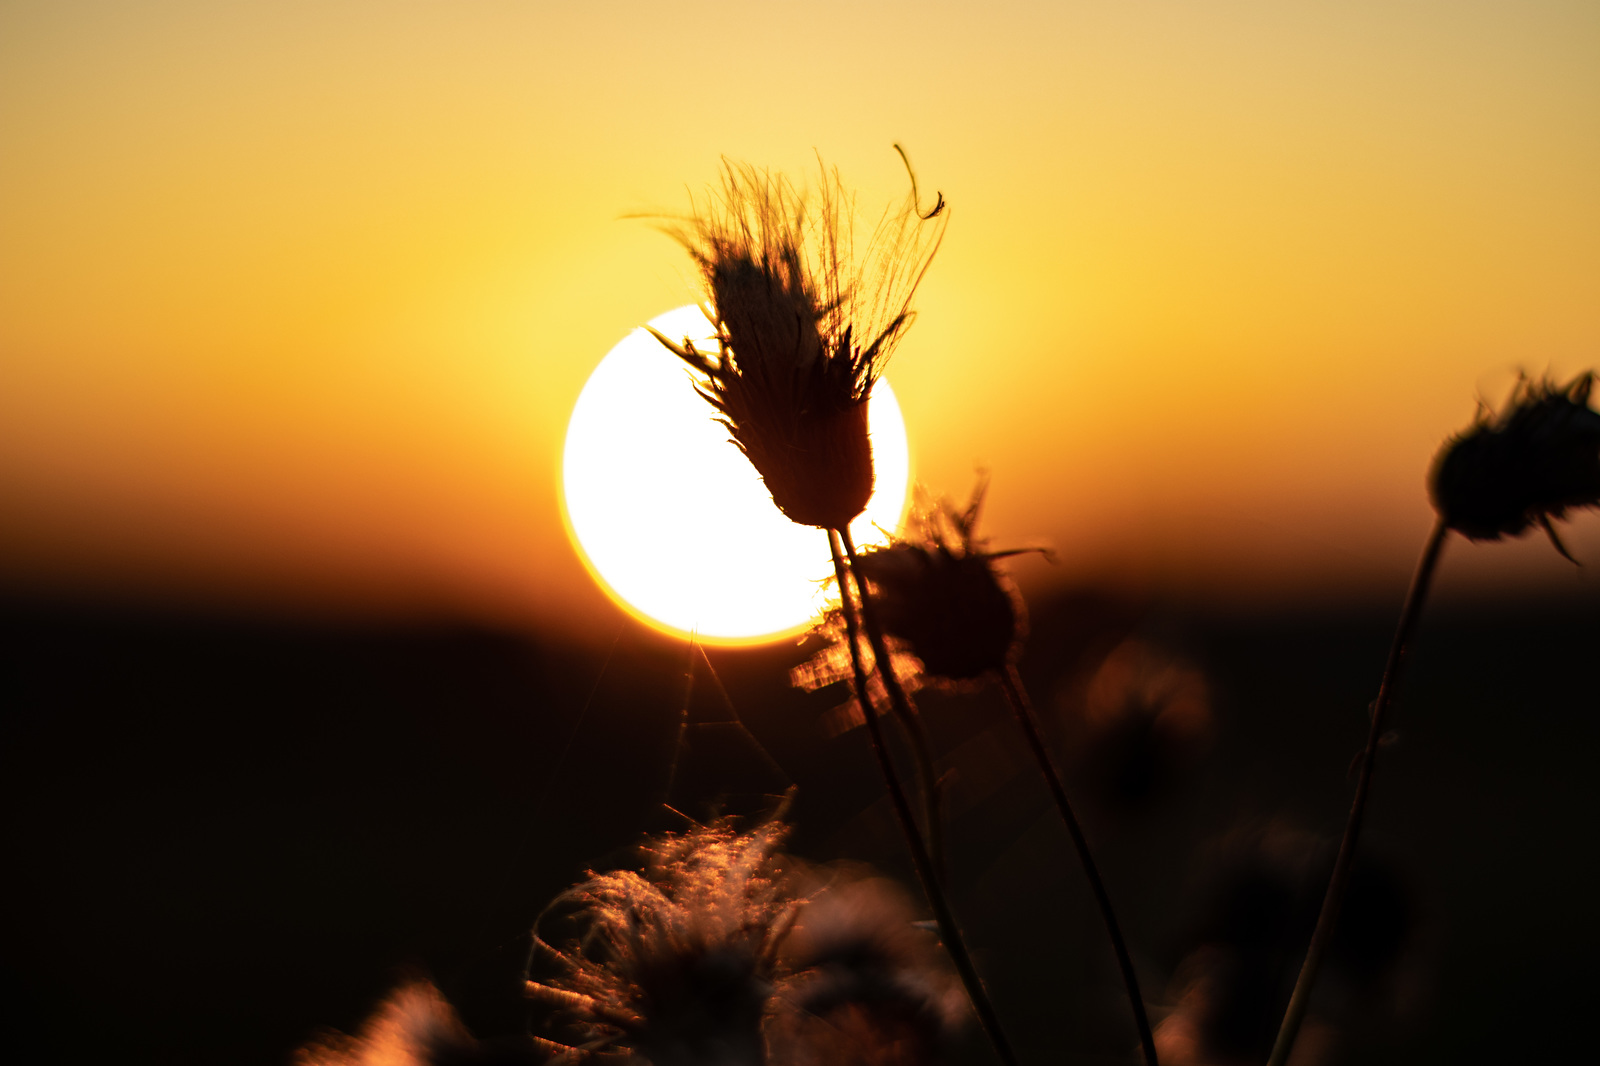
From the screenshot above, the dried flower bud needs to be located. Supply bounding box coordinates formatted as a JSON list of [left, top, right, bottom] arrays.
[[850, 482, 1036, 683], [1429, 372, 1600, 559], [650, 157, 946, 529]]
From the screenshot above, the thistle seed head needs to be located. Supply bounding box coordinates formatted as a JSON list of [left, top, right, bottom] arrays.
[[650, 156, 947, 529], [850, 481, 1035, 683], [1429, 371, 1600, 560], [526, 818, 963, 1066], [527, 818, 798, 1066]]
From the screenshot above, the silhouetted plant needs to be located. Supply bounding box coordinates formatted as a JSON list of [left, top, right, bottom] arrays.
[[1430, 371, 1600, 560], [1268, 368, 1599, 1066], [647, 153, 945, 531], [649, 153, 1015, 1066], [800, 481, 1159, 1066]]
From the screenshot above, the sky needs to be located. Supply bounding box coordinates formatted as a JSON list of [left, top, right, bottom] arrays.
[[2, 1, 1597, 639]]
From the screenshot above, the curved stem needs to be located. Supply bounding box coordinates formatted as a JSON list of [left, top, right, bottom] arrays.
[[836, 528, 948, 875], [997, 666, 1159, 1066], [828, 529, 1018, 1066], [1266, 520, 1449, 1066]]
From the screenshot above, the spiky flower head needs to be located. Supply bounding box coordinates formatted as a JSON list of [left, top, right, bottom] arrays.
[[853, 481, 1038, 683], [791, 483, 1038, 724], [649, 153, 946, 530], [1429, 371, 1600, 560]]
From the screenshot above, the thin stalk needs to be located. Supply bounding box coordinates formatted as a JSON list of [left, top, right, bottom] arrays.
[[997, 666, 1159, 1066], [1266, 520, 1450, 1066], [836, 528, 949, 874], [828, 529, 1018, 1066]]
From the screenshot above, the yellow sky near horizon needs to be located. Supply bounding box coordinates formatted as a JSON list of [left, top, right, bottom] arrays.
[[2, 1, 1597, 637]]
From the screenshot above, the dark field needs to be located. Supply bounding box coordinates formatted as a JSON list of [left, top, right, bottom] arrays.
[[3, 587, 1595, 1065]]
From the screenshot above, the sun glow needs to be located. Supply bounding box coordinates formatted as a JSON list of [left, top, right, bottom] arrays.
[[562, 306, 911, 644]]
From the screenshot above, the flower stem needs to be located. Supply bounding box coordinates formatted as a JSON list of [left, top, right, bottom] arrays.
[[996, 666, 1159, 1066], [828, 529, 1018, 1066], [836, 528, 948, 874], [1266, 519, 1450, 1066]]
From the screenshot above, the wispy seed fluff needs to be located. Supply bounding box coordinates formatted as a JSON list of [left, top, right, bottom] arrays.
[[1429, 371, 1600, 560], [650, 156, 947, 529], [526, 818, 962, 1066], [527, 819, 795, 1066]]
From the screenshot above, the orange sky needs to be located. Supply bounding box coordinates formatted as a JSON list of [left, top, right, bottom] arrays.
[[2, 2, 1596, 638]]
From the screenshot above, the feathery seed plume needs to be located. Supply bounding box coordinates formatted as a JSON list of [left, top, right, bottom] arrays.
[[527, 819, 796, 1066], [526, 817, 963, 1066]]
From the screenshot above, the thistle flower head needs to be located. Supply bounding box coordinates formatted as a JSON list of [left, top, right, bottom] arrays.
[[850, 481, 1036, 683], [1429, 371, 1600, 560], [649, 154, 947, 529], [527, 819, 797, 1066]]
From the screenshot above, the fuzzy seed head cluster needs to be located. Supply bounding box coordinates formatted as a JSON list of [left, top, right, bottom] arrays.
[[1429, 372, 1600, 559], [527, 820, 962, 1066], [528, 820, 795, 1066], [650, 159, 946, 530]]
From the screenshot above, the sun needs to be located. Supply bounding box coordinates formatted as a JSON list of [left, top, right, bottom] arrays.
[[562, 305, 910, 644]]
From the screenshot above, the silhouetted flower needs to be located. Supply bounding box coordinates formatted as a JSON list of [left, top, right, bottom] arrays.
[[649, 157, 946, 529], [1429, 371, 1600, 560], [857, 481, 1037, 682]]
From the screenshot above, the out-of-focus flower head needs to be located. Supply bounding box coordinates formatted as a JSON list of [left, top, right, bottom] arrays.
[[771, 872, 965, 1066], [1429, 371, 1600, 560], [527, 818, 798, 1066], [1064, 637, 1214, 814], [526, 816, 963, 1066], [649, 153, 947, 529], [1154, 824, 1418, 1066], [295, 982, 483, 1066]]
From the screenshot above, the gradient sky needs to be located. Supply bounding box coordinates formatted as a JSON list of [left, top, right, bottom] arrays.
[[2, 1, 1596, 638]]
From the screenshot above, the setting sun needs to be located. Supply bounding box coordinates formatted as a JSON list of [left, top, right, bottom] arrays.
[[561, 305, 910, 643]]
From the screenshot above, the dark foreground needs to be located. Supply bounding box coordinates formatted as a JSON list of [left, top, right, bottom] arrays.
[[3, 586, 1595, 1065]]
